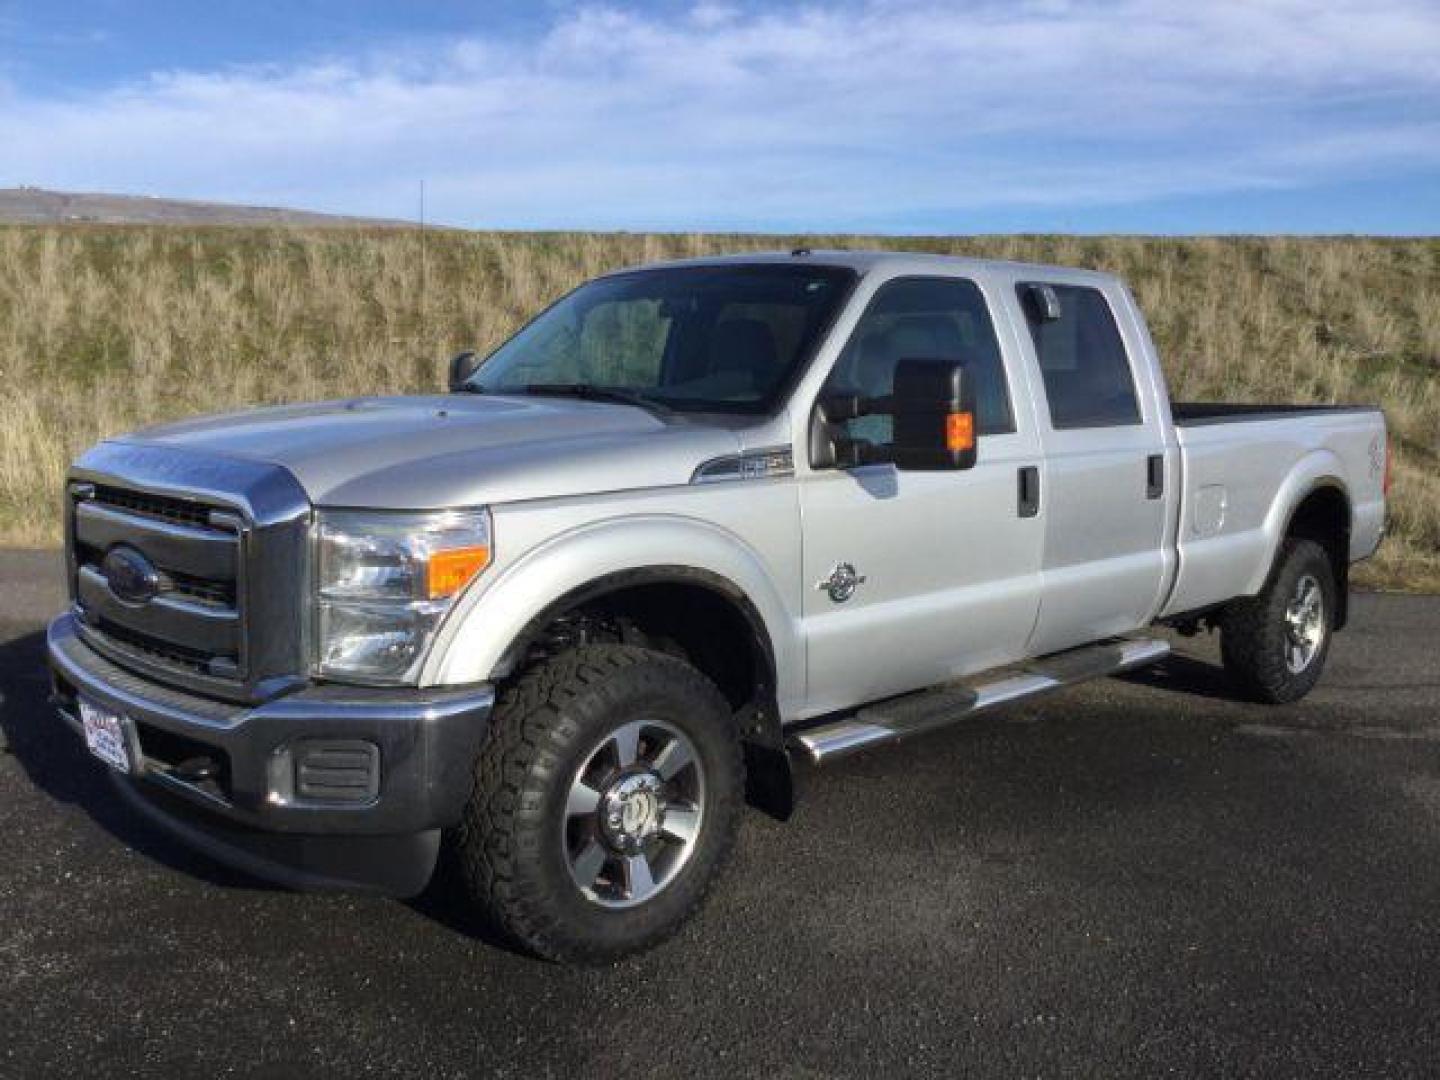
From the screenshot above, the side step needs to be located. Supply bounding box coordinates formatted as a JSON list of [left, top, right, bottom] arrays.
[[790, 637, 1170, 764]]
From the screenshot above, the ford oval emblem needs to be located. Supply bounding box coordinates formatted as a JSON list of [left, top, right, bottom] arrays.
[[101, 545, 162, 605]]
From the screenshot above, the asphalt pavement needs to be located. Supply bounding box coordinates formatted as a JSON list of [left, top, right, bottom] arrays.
[[2, 548, 1438, 1078]]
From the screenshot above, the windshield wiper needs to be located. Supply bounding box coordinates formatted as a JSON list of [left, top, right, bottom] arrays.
[[512, 383, 673, 417]]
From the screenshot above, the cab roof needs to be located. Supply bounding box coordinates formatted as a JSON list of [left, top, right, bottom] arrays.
[[616, 248, 1120, 286]]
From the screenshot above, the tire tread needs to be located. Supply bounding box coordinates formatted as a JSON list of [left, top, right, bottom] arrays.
[[1220, 537, 1335, 705], [455, 644, 742, 962]]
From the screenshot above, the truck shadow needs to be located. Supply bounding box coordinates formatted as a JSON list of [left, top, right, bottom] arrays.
[[0, 619, 1257, 957], [1118, 650, 1243, 703], [404, 850, 523, 951], [0, 627, 276, 892], [0, 625, 525, 949]]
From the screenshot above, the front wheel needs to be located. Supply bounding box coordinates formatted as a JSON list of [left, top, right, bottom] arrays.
[[454, 644, 743, 963], [1220, 538, 1336, 704]]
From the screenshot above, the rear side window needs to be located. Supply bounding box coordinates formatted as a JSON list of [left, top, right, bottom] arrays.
[[1019, 284, 1141, 429]]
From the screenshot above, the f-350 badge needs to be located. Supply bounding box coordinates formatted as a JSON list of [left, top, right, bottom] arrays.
[[817, 562, 866, 603]]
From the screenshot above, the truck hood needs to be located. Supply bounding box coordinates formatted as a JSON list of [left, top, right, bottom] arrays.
[[116, 394, 744, 508]]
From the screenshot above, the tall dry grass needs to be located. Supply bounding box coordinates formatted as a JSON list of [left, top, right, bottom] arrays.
[[1, 226, 1436, 588]]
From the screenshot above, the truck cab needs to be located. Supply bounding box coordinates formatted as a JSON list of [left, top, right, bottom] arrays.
[[48, 251, 1387, 962]]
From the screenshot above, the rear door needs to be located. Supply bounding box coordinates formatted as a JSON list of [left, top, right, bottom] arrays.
[[1012, 280, 1172, 655]]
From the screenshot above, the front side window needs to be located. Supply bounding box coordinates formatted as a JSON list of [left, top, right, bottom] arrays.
[[1019, 283, 1141, 429], [468, 264, 856, 413], [823, 276, 1014, 449]]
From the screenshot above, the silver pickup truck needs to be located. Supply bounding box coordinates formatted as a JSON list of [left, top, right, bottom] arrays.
[[47, 250, 1387, 961]]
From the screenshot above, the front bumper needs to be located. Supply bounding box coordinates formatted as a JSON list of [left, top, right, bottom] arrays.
[[47, 612, 493, 896]]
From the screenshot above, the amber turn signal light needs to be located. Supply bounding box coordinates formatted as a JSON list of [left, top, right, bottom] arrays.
[[426, 545, 491, 599], [945, 411, 975, 453]]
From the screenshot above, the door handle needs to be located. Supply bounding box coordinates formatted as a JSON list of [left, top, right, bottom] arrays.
[[1146, 454, 1164, 500], [1017, 466, 1040, 518]]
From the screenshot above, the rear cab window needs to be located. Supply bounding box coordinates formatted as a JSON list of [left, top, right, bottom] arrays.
[[1017, 283, 1141, 429]]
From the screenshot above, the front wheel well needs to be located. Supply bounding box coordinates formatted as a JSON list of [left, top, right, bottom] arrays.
[[495, 570, 796, 820], [498, 570, 778, 735]]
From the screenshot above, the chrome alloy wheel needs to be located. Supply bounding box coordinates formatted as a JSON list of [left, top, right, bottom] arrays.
[[1283, 572, 1326, 674], [562, 719, 706, 909]]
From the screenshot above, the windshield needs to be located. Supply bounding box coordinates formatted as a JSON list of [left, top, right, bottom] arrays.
[[465, 263, 857, 413]]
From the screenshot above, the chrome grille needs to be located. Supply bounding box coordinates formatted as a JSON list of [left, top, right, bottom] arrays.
[[71, 488, 246, 683], [66, 442, 312, 704], [166, 569, 236, 607], [91, 483, 216, 529], [90, 616, 227, 674]]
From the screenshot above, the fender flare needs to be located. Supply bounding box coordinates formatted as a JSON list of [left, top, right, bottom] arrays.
[[423, 513, 803, 714], [1249, 452, 1352, 622], [492, 563, 778, 689]]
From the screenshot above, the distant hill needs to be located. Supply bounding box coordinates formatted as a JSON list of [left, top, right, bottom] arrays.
[[0, 187, 417, 228]]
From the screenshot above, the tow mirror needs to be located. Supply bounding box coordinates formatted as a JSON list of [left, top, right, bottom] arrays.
[[810, 358, 978, 472], [448, 350, 483, 391], [890, 358, 978, 471]]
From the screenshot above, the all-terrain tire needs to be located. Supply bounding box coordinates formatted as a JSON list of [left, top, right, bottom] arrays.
[[454, 644, 744, 963], [1219, 538, 1336, 704]]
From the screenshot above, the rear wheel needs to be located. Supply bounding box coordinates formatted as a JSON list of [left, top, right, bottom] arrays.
[[1220, 538, 1336, 704], [455, 644, 743, 963]]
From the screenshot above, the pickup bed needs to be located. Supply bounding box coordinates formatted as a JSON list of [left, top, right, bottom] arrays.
[[47, 250, 1387, 961]]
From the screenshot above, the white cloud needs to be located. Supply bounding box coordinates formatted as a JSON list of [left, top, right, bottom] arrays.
[[3, 0, 1438, 229]]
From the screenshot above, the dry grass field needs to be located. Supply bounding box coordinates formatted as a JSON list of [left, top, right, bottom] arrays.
[[0, 226, 1435, 589]]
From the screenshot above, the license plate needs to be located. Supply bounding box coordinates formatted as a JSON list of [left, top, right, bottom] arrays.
[[79, 698, 135, 775]]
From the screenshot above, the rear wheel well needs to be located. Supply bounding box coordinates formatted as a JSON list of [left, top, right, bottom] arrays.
[[1283, 484, 1351, 629]]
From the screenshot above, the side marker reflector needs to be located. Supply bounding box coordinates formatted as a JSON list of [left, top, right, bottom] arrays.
[[427, 546, 491, 599], [946, 412, 975, 453]]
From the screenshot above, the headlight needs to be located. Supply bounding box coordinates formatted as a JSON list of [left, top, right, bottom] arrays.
[[314, 508, 491, 683]]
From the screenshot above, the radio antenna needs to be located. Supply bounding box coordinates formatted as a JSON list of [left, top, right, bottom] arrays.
[[418, 179, 428, 358]]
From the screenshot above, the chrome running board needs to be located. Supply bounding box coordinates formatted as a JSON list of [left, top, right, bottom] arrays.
[[790, 637, 1170, 765]]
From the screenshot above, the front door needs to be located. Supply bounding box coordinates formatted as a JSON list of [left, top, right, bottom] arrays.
[[798, 275, 1046, 718]]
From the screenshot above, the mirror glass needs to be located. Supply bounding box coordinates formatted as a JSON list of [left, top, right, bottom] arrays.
[[448, 350, 482, 390]]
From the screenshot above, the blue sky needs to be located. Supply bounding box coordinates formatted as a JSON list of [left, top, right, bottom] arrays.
[[2, 1, 1438, 234]]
